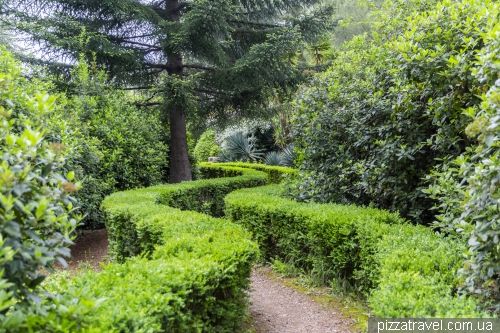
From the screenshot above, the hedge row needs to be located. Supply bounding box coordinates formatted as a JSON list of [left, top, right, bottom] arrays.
[[209, 162, 298, 184], [37, 164, 273, 333], [104, 164, 266, 262], [224, 185, 487, 317]]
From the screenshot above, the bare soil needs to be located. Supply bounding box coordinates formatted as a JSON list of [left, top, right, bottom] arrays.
[[63, 229, 356, 333], [248, 267, 353, 333], [60, 229, 110, 272]]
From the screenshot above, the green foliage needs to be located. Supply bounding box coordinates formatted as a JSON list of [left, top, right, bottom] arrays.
[[3, 0, 337, 182], [158, 164, 267, 218], [264, 151, 282, 166], [219, 132, 264, 163], [290, 0, 492, 223], [0, 281, 101, 333], [224, 185, 487, 317], [61, 60, 169, 228], [194, 129, 218, 163], [6, 163, 264, 332], [0, 50, 78, 306], [80, 164, 261, 331], [425, 3, 500, 302], [212, 162, 297, 184]]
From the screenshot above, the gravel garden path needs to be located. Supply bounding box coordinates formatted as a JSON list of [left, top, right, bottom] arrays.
[[65, 229, 355, 333]]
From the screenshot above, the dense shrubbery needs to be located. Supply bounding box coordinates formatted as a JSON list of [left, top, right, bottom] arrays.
[[194, 129, 219, 163], [0, 50, 87, 330], [60, 61, 169, 228], [32, 164, 272, 332], [289, 0, 494, 224], [225, 185, 487, 317], [211, 162, 297, 184], [0, 163, 275, 332], [425, 8, 500, 300]]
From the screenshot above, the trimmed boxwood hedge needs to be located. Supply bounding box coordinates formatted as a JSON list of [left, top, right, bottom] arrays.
[[37, 164, 272, 333], [209, 162, 297, 184], [224, 185, 488, 317], [104, 164, 267, 262]]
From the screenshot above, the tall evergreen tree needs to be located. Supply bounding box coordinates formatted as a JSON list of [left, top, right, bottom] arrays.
[[2, 0, 335, 182]]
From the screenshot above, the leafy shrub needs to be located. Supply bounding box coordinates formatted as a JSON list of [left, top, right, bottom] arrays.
[[5, 163, 264, 332], [194, 129, 219, 162], [224, 185, 487, 317], [290, 0, 492, 223], [158, 164, 267, 218], [0, 50, 79, 311], [60, 60, 169, 228], [425, 3, 500, 302]]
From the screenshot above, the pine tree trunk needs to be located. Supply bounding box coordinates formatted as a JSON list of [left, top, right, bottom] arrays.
[[166, 0, 191, 183], [169, 104, 191, 183]]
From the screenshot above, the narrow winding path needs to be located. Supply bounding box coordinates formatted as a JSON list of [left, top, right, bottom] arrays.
[[249, 268, 352, 333], [63, 230, 354, 333]]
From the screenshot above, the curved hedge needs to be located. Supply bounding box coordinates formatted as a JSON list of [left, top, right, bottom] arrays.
[[35, 164, 276, 333], [224, 185, 487, 317], [209, 162, 298, 184]]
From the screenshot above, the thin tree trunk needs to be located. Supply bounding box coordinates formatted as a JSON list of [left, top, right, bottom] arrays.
[[166, 0, 192, 183]]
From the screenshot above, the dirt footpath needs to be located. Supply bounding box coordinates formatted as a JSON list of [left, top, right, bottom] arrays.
[[248, 268, 353, 333]]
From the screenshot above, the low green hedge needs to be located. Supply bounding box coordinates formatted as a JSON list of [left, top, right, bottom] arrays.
[[104, 164, 266, 262], [36, 164, 268, 332], [224, 185, 487, 317], [207, 162, 297, 184]]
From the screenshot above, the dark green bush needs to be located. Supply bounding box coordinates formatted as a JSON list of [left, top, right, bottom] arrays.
[[104, 163, 267, 262], [0, 50, 87, 330], [425, 1, 500, 301], [194, 129, 219, 163], [225, 185, 487, 317], [57, 60, 169, 228], [290, 0, 492, 224]]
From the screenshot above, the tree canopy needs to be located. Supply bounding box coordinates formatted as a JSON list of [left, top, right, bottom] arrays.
[[2, 0, 335, 182]]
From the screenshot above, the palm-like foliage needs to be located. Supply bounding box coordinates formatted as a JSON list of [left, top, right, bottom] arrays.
[[280, 144, 295, 167], [221, 132, 263, 162], [264, 151, 282, 166]]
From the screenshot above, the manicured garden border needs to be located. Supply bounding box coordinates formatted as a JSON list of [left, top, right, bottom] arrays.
[[207, 162, 298, 184], [46, 164, 274, 332], [224, 185, 487, 317]]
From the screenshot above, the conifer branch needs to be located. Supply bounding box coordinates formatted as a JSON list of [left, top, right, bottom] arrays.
[[134, 101, 162, 107], [122, 86, 153, 91], [145, 63, 216, 72], [228, 20, 280, 28], [112, 39, 161, 50]]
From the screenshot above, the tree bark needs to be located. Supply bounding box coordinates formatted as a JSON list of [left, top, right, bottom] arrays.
[[169, 104, 192, 183], [166, 0, 192, 183]]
